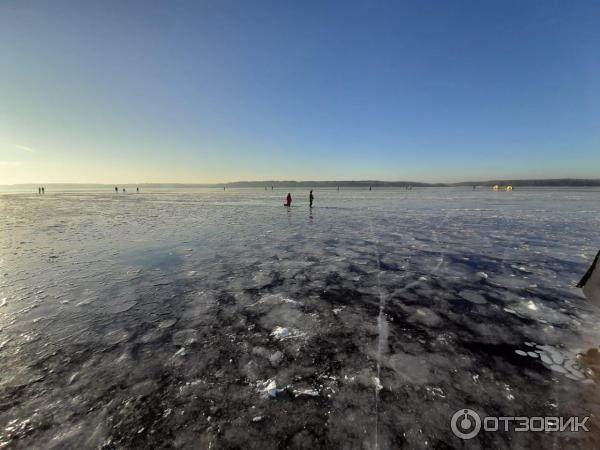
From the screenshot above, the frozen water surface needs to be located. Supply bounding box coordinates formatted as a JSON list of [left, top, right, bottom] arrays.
[[0, 187, 600, 449]]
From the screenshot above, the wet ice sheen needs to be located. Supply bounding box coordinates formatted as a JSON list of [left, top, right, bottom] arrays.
[[0, 187, 600, 449]]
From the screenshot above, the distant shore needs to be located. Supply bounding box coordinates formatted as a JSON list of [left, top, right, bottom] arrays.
[[2, 178, 600, 189]]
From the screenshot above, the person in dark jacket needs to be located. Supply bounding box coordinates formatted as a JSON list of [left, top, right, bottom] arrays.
[[309, 190, 314, 208], [285, 193, 292, 207]]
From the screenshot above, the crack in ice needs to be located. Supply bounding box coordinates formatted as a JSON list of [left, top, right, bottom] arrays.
[[369, 217, 447, 450], [369, 222, 387, 450]]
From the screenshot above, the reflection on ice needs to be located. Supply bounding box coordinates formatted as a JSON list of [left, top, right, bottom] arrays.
[[0, 187, 599, 448]]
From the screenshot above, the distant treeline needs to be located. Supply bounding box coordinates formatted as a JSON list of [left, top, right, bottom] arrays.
[[113, 179, 600, 188], [5, 179, 600, 189], [224, 179, 600, 188], [452, 179, 600, 187]]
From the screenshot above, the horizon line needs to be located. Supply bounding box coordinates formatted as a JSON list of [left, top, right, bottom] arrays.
[[2, 177, 600, 187]]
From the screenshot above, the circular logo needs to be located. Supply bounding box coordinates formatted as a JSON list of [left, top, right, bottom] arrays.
[[451, 409, 481, 440]]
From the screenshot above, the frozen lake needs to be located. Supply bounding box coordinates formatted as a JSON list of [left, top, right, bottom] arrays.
[[1, 187, 599, 449]]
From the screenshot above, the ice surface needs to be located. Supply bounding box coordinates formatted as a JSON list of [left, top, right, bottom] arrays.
[[0, 187, 600, 449]]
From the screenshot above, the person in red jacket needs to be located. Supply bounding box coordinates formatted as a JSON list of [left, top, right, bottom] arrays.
[[285, 193, 292, 207]]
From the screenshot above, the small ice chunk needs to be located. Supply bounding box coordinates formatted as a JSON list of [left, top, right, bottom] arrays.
[[260, 379, 283, 398], [271, 327, 289, 339], [293, 388, 319, 398], [265, 381, 280, 398], [476, 272, 488, 279], [0, 298, 7, 307], [173, 347, 186, 357], [426, 387, 446, 398], [158, 318, 177, 329], [253, 294, 298, 306], [68, 372, 79, 385], [550, 364, 567, 374], [252, 416, 264, 422], [515, 350, 527, 356], [540, 347, 564, 365], [270, 326, 305, 340], [76, 298, 94, 306], [526, 300, 538, 311], [373, 376, 383, 391], [565, 363, 585, 379]]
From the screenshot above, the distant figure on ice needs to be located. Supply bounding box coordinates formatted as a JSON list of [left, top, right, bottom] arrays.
[[136, 187, 139, 193], [223, 186, 226, 191], [284, 193, 292, 207], [369, 186, 372, 191], [309, 190, 314, 208], [337, 186, 339, 191], [473, 185, 476, 190], [41, 187, 45, 194], [38, 187, 41, 195], [122, 188, 126, 193], [271, 186, 274, 190], [115, 186, 118, 193]]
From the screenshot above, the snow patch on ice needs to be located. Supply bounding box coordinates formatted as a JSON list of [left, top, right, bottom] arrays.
[[373, 376, 383, 392], [251, 294, 298, 307], [293, 388, 319, 398], [270, 326, 305, 341]]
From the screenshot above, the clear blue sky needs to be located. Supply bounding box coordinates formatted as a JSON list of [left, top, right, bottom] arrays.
[[1, 0, 599, 183]]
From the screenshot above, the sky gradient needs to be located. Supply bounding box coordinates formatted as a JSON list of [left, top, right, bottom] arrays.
[[1, 0, 599, 184]]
